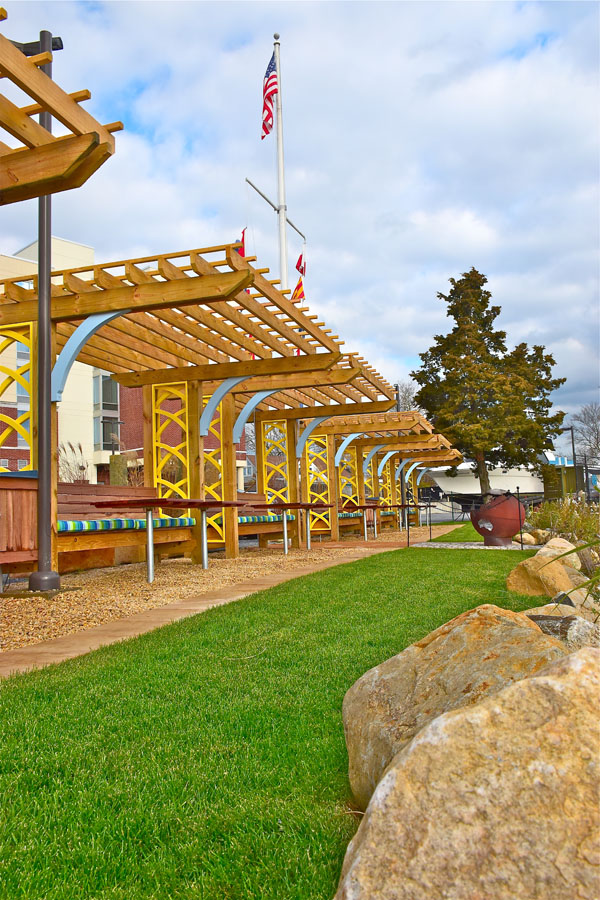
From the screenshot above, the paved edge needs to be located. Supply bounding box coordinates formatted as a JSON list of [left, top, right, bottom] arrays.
[[0, 543, 403, 679]]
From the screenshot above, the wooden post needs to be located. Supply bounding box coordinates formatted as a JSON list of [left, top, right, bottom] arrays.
[[255, 418, 269, 548], [142, 384, 154, 488], [357, 449, 366, 507], [299, 440, 309, 545], [221, 392, 239, 558], [327, 434, 340, 541], [286, 418, 300, 548], [188, 380, 204, 563]]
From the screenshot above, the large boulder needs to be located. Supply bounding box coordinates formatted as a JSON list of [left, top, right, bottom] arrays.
[[506, 554, 575, 597], [335, 649, 600, 900], [342, 605, 566, 810], [537, 538, 582, 570]]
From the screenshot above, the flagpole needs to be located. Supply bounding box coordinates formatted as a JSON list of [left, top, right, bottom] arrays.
[[273, 33, 288, 290]]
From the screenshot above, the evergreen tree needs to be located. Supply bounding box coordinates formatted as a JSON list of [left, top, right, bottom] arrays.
[[410, 268, 566, 497]]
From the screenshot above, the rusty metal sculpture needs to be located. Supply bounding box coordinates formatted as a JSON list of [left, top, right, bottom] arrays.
[[470, 493, 526, 547]]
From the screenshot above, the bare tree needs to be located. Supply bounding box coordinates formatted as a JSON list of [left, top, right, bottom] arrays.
[[395, 379, 421, 412], [572, 402, 600, 464]]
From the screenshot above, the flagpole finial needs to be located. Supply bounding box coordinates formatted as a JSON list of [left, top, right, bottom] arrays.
[[274, 33, 280, 41]]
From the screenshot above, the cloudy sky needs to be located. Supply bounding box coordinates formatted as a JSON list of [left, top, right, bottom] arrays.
[[1, 1, 598, 437]]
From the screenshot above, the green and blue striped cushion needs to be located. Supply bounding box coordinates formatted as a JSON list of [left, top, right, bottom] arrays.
[[57, 517, 196, 533]]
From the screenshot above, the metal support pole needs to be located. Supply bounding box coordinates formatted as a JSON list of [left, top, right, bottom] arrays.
[[146, 507, 155, 583], [373, 509, 378, 539], [407, 507, 410, 548], [584, 454, 591, 502], [429, 499, 432, 541], [516, 486, 524, 550], [29, 30, 60, 591], [363, 509, 368, 541], [201, 509, 208, 570], [305, 510, 311, 550], [282, 508, 288, 555]]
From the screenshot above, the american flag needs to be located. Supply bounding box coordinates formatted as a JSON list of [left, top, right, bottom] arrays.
[[261, 53, 278, 140]]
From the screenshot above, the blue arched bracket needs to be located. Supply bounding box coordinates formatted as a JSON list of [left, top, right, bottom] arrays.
[[200, 376, 248, 436], [232, 389, 278, 444], [363, 444, 385, 477], [296, 417, 330, 458], [377, 450, 397, 477], [405, 460, 422, 483], [51, 310, 130, 402], [334, 432, 363, 467], [416, 467, 431, 486], [395, 457, 414, 482]]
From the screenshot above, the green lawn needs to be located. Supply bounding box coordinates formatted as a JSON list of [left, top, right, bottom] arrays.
[[432, 521, 484, 542], [0, 548, 535, 900]]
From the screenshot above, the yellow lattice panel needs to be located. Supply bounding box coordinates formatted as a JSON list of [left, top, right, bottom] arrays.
[[379, 459, 392, 508], [203, 395, 224, 543], [306, 436, 330, 531], [261, 420, 289, 504], [152, 382, 190, 515], [0, 322, 34, 471], [338, 446, 359, 509], [363, 453, 375, 499]]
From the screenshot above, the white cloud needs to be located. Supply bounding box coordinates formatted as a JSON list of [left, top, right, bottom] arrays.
[[0, 0, 597, 413]]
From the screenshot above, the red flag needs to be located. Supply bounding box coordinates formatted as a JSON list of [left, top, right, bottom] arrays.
[[295, 253, 306, 276], [261, 53, 278, 140], [236, 227, 246, 256], [291, 276, 305, 302]]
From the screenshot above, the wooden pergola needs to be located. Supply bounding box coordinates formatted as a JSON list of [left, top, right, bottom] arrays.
[[0, 9, 121, 204], [0, 240, 460, 568]]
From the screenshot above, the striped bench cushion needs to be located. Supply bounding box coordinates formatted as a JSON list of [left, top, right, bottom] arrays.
[[381, 509, 395, 516], [338, 511, 362, 519], [57, 517, 196, 533], [213, 513, 296, 526]]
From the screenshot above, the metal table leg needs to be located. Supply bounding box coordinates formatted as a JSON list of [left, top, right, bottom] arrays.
[[201, 508, 208, 570], [373, 510, 378, 539], [282, 508, 288, 555], [363, 509, 368, 541], [306, 509, 311, 550], [146, 507, 154, 584]]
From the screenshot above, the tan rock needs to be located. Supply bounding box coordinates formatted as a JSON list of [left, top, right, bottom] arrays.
[[335, 649, 600, 900], [525, 600, 599, 624], [530, 528, 551, 543], [564, 565, 589, 586], [342, 605, 566, 810], [520, 532, 537, 545], [540, 538, 582, 570], [506, 554, 575, 597]]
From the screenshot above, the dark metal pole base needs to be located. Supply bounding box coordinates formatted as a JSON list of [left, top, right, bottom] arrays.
[[29, 570, 61, 591]]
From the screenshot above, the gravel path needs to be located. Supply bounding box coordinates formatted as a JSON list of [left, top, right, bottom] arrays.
[[0, 524, 461, 652]]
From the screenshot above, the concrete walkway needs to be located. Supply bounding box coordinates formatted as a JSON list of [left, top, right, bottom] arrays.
[[0, 543, 399, 680]]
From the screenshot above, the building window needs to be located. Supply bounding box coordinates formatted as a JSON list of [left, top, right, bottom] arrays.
[[0, 459, 8, 469], [17, 459, 28, 470], [93, 372, 120, 451]]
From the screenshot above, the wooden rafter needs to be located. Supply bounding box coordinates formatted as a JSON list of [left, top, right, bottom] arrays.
[[0, 10, 121, 203]]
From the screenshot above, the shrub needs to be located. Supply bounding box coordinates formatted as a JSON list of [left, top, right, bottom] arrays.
[[527, 498, 599, 544]]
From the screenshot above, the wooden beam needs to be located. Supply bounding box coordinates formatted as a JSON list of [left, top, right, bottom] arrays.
[[351, 434, 451, 449], [255, 398, 395, 423], [0, 32, 116, 149], [113, 351, 342, 388], [0, 270, 254, 326], [201, 366, 362, 395]]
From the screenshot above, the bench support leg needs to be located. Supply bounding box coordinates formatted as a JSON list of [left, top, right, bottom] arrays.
[[146, 509, 155, 583], [282, 510, 288, 555], [201, 509, 209, 570]]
